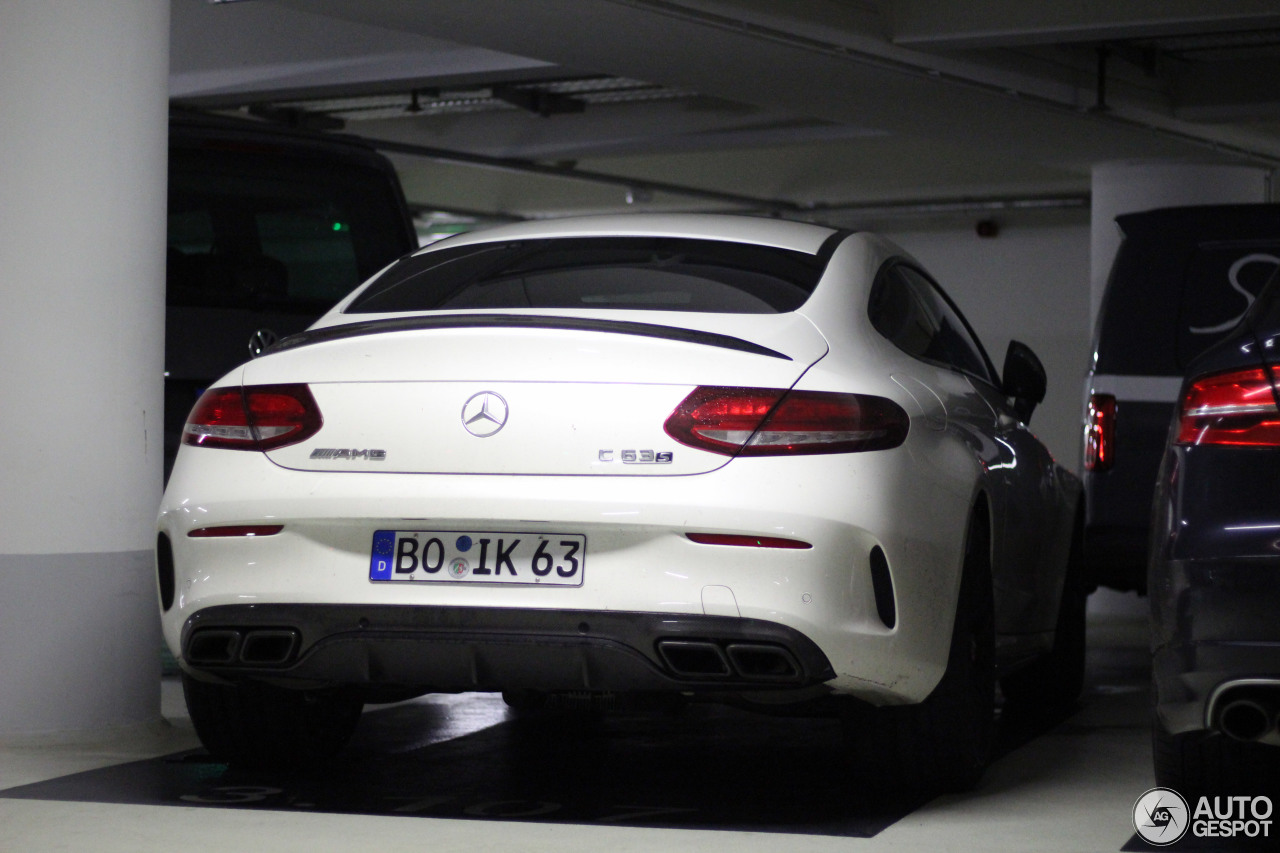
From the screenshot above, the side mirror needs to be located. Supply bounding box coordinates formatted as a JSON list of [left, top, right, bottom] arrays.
[[1002, 340, 1046, 423], [248, 328, 279, 359]]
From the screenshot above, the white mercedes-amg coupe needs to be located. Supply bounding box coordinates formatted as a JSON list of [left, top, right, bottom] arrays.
[[157, 214, 1083, 790]]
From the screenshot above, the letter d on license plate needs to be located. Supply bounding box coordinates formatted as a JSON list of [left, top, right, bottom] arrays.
[[369, 530, 585, 586]]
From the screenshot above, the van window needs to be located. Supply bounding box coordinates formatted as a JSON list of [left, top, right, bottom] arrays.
[[1096, 206, 1280, 376], [1176, 242, 1280, 367], [167, 148, 410, 313]]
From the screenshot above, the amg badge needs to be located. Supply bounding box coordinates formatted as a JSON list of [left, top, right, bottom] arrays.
[[310, 448, 387, 461]]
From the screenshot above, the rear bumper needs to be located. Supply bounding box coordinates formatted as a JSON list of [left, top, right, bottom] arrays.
[[1151, 557, 1280, 738], [180, 604, 836, 695], [160, 444, 976, 705]]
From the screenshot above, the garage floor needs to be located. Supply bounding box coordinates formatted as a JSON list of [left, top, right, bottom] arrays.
[[0, 593, 1173, 852]]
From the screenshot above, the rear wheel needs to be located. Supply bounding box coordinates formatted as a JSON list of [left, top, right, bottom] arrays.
[[844, 511, 996, 792], [183, 674, 363, 769], [502, 689, 547, 713], [1001, 514, 1086, 709]]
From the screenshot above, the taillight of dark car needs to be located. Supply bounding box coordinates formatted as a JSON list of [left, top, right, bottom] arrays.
[[663, 386, 908, 456], [1176, 367, 1280, 447], [1083, 393, 1116, 471], [183, 385, 322, 451]]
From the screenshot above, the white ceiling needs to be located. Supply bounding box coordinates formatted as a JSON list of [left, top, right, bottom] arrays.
[[171, 0, 1280, 232]]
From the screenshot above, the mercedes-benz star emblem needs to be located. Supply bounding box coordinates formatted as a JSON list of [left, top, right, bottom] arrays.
[[461, 391, 509, 437]]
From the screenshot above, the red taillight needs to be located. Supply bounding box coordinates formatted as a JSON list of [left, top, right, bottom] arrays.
[[183, 385, 322, 451], [1083, 393, 1116, 472], [686, 533, 812, 549], [1176, 368, 1280, 447], [664, 386, 909, 456]]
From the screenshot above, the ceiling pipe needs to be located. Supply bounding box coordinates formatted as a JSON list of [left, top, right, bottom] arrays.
[[1093, 46, 1110, 113], [811, 193, 1090, 217]]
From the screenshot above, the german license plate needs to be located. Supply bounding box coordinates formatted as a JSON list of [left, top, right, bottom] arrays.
[[369, 530, 585, 586]]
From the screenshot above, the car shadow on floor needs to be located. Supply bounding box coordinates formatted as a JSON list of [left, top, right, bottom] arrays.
[[0, 689, 1082, 838]]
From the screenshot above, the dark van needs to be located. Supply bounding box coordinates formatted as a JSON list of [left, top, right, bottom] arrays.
[[1083, 204, 1280, 592], [165, 110, 418, 475]]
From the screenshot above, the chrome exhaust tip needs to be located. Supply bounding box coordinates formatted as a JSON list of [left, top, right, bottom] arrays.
[[1219, 698, 1272, 742]]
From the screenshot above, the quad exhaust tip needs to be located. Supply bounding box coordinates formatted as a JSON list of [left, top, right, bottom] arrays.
[[657, 639, 801, 681], [186, 628, 300, 667]]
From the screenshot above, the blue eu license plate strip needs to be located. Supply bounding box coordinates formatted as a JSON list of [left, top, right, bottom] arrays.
[[369, 530, 585, 586]]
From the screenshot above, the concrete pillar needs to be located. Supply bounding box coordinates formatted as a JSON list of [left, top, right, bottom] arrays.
[[0, 1, 169, 740], [1090, 162, 1273, 326]]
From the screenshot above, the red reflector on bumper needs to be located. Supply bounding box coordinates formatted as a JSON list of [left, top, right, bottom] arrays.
[[188, 525, 284, 538], [686, 533, 812, 549]]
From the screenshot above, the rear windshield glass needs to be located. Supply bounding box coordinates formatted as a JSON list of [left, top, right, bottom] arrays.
[[167, 147, 411, 314], [344, 237, 826, 314], [1096, 206, 1280, 376], [1176, 242, 1280, 366], [1098, 237, 1280, 375]]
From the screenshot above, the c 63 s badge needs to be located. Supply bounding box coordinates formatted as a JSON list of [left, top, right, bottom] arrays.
[[310, 448, 387, 461], [599, 449, 673, 464]]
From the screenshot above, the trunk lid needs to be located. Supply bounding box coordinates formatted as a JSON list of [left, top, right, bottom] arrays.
[[247, 313, 828, 476]]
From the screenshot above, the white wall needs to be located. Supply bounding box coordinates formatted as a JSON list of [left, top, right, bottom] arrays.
[[884, 220, 1092, 472]]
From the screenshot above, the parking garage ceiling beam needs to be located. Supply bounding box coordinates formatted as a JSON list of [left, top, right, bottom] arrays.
[[886, 0, 1280, 49], [169, 0, 563, 103], [270, 0, 1280, 168]]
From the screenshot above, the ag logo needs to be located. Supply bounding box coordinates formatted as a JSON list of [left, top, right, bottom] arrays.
[[1133, 787, 1190, 846]]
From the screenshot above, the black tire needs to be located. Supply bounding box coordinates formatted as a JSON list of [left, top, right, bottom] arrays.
[[502, 689, 547, 713], [844, 512, 996, 792], [1001, 515, 1086, 709], [1153, 714, 1280, 801], [183, 674, 363, 769]]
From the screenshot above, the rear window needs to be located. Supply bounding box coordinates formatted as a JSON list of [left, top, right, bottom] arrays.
[[1095, 206, 1280, 376], [345, 237, 826, 314], [1176, 243, 1280, 366], [1097, 237, 1280, 375], [167, 147, 411, 313]]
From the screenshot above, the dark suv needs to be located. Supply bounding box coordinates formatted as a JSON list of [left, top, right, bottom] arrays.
[[165, 110, 418, 475], [1083, 204, 1280, 592], [1149, 265, 1280, 799]]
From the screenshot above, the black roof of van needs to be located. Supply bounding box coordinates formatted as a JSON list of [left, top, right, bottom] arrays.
[[1117, 204, 1280, 240], [171, 106, 386, 152]]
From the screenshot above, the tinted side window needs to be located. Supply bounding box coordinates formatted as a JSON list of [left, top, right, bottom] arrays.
[[868, 264, 940, 359], [167, 148, 411, 314], [1093, 236, 1181, 376], [869, 263, 994, 384]]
